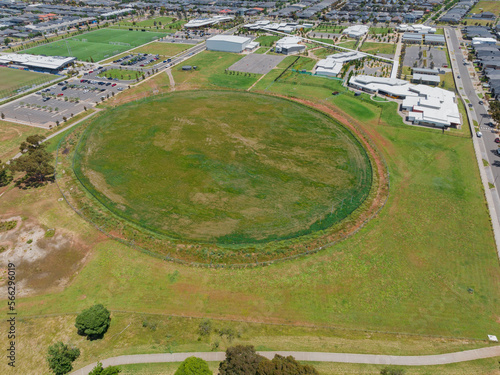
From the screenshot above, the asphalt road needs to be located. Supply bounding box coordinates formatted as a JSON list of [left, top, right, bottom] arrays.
[[71, 346, 500, 374], [446, 28, 500, 212]]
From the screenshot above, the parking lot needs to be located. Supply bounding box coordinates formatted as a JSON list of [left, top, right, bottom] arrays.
[[403, 46, 448, 69], [229, 54, 286, 74], [0, 76, 127, 128]]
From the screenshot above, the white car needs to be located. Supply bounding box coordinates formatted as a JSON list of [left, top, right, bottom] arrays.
[[476, 131, 482, 138]]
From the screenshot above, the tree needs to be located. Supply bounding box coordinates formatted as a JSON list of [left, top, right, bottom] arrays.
[[175, 357, 212, 375], [75, 304, 111, 340], [47, 342, 80, 375], [0, 160, 12, 187], [219, 346, 266, 375], [11, 135, 55, 186], [256, 355, 318, 375], [89, 361, 121, 375]]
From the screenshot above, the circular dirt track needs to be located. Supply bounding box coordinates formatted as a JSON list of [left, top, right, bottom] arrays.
[[68, 90, 381, 263]]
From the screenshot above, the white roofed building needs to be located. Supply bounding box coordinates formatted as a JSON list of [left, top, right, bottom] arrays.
[[349, 75, 460, 128], [275, 36, 305, 55], [206, 35, 252, 53], [0, 53, 75, 73], [185, 16, 234, 28], [315, 51, 366, 77], [342, 25, 369, 38]]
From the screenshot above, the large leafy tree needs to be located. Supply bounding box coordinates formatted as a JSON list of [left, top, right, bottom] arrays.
[[256, 355, 319, 375], [46, 342, 80, 375], [75, 304, 111, 340], [11, 134, 54, 186], [219, 346, 266, 375], [174, 357, 212, 375]]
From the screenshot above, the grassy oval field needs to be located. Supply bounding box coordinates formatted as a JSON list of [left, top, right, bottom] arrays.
[[73, 91, 372, 246]]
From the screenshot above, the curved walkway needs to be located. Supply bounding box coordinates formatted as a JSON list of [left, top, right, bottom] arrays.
[[71, 346, 500, 374]]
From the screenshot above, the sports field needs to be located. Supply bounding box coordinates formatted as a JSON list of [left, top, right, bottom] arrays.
[[2, 46, 500, 375], [0, 67, 56, 98], [74, 91, 372, 245], [20, 28, 167, 62]]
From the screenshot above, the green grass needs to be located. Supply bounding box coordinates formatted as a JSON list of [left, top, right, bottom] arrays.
[[0, 67, 56, 98], [2, 43, 500, 375], [359, 42, 396, 55], [98, 69, 141, 80], [0, 120, 49, 160], [255, 35, 281, 47], [253, 47, 269, 54], [131, 42, 191, 57], [441, 71, 456, 91], [369, 27, 393, 35], [116, 359, 500, 375], [134, 16, 174, 27], [171, 51, 260, 90], [73, 91, 371, 247], [469, 0, 500, 15], [312, 24, 346, 33], [117, 362, 220, 375], [21, 28, 167, 62], [337, 40, 357, 50], [311, 38, 336, 45], [115, 17, 186, 31], [312, 47, 337, 59], [5, 308, 492, 375]]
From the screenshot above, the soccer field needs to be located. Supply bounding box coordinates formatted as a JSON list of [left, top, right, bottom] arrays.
[[21, 28, 167, 62], [0, 67, 56, 98]]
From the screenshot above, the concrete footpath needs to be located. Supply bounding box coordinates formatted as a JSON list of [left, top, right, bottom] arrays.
[[71, 346, 500, 374]]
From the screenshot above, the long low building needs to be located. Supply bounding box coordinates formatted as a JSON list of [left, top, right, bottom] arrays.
[[185, 16, 234, 28], [0, 53, 75, 73], [315, 51, 366, 77], [349, 75, 460, 128], [206, 35, 253, 53]]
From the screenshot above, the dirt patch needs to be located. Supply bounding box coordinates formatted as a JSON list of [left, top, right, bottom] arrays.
[[0, 216, 91, 297]]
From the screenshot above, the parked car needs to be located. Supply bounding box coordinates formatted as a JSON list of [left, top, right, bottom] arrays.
[[111, 83, 117, 87], [476, 131, 482, 138], [495, 138, 500, 143], [468, 103, 473, 108], [57, 93, 63, 97], [479, 100, 484, 105]]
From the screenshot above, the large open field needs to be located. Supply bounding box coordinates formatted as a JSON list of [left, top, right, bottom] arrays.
[[0, 49, 499, 375], [130, 42, 191, 56], [470, 0, 500, 14], [171, 51, 262, 90], [74, 91, 372, 247], [20, 28, 167, 62], [0, 67, 56, 98], [359, 42, 396, 55]]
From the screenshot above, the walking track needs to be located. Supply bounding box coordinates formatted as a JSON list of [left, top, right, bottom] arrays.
[[71, 346, 500, 374]]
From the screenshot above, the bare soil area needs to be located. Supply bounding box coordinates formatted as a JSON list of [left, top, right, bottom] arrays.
[[0, 215, 91, 298]]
